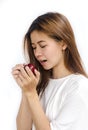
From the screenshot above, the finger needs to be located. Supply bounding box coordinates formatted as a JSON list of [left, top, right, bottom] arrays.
[[12, 69, 20, 75], [34, 69, 40, 81], [25, 66, 35, 77], [16, 75, 30, 92], [15, 64, 24, 68], [17, 78, 24, 89], [19, 66, 30, 79], [13, 75, 23, 88], [12, 64, 24, 71], [12, 71, 19, 80], [12, 65, 27, 79], [18, 72, 27, 82]]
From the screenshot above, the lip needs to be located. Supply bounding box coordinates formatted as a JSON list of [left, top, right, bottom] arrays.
[[39, 60, 47, 66]]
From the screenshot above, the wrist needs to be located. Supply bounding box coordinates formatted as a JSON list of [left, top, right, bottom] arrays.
[[24, 89, 38, 99]]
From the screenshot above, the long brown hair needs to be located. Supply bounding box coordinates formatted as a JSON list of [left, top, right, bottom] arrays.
[[24, 12, 87, 95]]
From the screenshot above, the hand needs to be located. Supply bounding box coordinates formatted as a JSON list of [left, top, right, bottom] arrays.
[[12, 64, 40, 94]]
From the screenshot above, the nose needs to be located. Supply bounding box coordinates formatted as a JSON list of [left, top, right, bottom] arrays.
[[34, 47, 42, 58]]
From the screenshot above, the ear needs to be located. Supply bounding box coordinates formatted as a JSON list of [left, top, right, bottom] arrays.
[[61, 41, 67, 50]]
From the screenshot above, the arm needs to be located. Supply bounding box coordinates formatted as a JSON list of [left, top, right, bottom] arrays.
[[16, 92, 32, 130], [12, 64, 51, 130], [25, 90, 51, 130]]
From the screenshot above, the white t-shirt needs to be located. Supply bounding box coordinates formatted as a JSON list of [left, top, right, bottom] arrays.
[[32, 74, 88, 130]]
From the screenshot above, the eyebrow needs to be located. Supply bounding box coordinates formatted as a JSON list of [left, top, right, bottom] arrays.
[[31, 40, 45, 45]]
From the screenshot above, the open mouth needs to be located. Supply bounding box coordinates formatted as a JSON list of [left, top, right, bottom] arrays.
[[40, 60, 47, 64]]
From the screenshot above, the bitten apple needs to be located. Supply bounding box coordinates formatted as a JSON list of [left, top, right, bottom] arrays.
[[24, 63, 36, 74]]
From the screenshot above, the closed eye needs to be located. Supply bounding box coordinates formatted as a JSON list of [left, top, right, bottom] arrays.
[[32, 47, 36, 50], [40, 45, 47, 48], [31, 45, 36, 50]]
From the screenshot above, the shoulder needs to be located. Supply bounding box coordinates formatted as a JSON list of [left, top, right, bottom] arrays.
[[77, 74, 88, 85], [66, 74, 88, 84], [63, 74, 88, 106], [76, 75, 88, 103], [66, 74, 88, 88], [61, 74, 88, 96], [70, 74, 88, 91]]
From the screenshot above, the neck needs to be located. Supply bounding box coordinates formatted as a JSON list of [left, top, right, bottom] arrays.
[[52, 65, 73, 79]]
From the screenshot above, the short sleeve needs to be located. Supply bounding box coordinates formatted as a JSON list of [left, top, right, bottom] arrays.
[[49, 88, 87, 130]]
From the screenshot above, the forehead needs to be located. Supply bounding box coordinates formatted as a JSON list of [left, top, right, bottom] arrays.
[[30, 31, 50, 43]]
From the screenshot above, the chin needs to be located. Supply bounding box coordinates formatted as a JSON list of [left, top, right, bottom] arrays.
[[43, 66, 53, 70]]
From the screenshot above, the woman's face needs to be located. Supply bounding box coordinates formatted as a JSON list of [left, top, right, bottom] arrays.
[[30, 30, 67, 70]]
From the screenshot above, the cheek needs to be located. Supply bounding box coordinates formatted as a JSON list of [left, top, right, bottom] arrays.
[[42, 44, 63, 60], [33, 50, 38, 58], [47, 47, 61, 57], [33, 51, 36, 57], [43, 50, 53, 58], [50, 49, 63, 63]]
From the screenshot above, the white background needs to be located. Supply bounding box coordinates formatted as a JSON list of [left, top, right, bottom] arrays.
[[0, 0, 88, 130]]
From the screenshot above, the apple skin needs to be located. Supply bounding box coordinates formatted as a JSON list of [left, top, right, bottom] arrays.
[[24, 63, 36, 74]]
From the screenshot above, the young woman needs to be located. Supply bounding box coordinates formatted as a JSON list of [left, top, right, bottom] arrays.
[[12, 12, 88, 130]]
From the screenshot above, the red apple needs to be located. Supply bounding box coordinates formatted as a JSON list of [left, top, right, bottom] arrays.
[[24, 63, 36, 74]]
